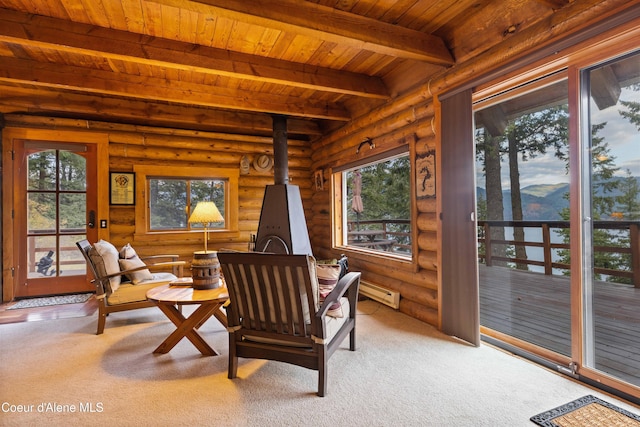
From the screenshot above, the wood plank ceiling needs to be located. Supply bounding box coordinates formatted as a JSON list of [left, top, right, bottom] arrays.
[[0, 0, 570, 140]]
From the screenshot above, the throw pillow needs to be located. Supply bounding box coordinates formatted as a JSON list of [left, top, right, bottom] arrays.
[[119, 256, 153, 285], [119, 243, 138, 259], [316, 263, 343, 318], [93, 239, 121, 291]]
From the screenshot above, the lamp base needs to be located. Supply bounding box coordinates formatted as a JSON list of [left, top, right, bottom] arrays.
[[191, 251, 221, 290]]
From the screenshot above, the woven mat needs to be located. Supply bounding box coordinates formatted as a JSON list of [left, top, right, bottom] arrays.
[[7, 293, 92, 310], [531, 395, 640, 427]]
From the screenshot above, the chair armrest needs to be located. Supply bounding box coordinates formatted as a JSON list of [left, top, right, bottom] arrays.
[[140, 255, 184, 277], [140, 254, 179, 262], [316, 272, 361, 319]]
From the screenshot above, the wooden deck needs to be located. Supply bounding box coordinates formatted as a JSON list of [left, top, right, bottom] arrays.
[[479, 264, 640, 386]]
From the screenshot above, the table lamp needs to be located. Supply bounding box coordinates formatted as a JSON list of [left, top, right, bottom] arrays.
[[188, 201, 223, 289], [188, 201, 223, 253]]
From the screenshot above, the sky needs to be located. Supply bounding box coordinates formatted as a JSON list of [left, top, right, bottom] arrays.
[[476, 86, 640, 190]]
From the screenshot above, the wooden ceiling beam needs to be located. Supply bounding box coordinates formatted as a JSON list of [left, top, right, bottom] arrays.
[[0, 8, 388, 99], [0, 57, 350, 121], [0, 85, 322, 136], [150, 0, 455, 65], [533, 0, 571, 11]]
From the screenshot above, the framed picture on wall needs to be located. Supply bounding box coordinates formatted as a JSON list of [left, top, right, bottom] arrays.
[[416, 149, 436, 199], [314, 169, 324, 191], [110, 172, 135, 205]]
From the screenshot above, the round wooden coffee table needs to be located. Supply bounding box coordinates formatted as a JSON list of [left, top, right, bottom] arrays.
[[147, 284, 229, 356]]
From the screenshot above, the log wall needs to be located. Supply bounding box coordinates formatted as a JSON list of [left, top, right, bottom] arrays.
[[310, 100, 440, 327], [3, 115, 313, 265]]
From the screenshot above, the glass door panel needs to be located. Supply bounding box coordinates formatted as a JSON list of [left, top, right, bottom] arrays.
[[583, 51, 640, 386], [15, 142, 96, 297], [476, 77, 572, 358]]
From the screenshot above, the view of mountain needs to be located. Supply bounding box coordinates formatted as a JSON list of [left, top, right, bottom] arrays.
[[477, 176, 640, 221], [477, 183, 569, 221]]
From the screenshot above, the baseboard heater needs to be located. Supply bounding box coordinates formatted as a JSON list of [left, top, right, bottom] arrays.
[[359, 281, 400, 309]]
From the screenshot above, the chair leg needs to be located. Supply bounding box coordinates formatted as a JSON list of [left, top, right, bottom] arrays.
[[228, 335, 238, 379], [96, 308, 107, 335], [349, 326, 356, 351], [318, 347, 327, 397]]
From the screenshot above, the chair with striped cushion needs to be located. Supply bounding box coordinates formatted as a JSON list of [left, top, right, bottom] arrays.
[[218, 251, 360, 397]]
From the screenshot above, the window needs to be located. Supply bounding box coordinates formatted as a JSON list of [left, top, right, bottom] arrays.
[[133, 166, 239, 241], [148, 178, 225, 231], [333, 148, 413, 259]]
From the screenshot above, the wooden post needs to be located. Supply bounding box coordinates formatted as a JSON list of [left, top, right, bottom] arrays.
[[631, 224, 640, 288], [542, 223, 552, 276], [484, 222, 492, 267]]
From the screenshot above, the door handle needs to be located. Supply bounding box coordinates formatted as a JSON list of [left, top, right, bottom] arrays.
[[88, 210, 96, 229]]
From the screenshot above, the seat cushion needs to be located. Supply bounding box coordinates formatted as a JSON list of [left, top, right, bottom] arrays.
[[325, 298, 350, 338], [106, 273, 176, 305], [241, 299, 350, 347], [92, 240, 121, 292]]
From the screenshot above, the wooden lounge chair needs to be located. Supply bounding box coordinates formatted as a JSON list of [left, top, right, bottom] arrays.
[[76, 239, 185, 335], [218, 251, 361, 396]]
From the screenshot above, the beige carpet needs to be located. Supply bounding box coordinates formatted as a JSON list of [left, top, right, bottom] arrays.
[[0, 300, 637, 426]]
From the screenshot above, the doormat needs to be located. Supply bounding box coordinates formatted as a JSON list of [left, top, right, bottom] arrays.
[[531, 395, 640, 426], [7, 293, 92, 310]]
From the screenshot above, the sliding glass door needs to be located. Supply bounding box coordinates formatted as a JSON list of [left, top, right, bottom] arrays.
[[475, 39, 640, 396], [581, 51, 640, 387], [475, 76, 572, 361]]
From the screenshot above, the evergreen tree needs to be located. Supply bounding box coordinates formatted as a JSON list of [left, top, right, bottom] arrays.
[[557, 123, 622, 280], [475, 127, 508, 266], [616, 169, 640, 220], [476, 104, 568, 271]]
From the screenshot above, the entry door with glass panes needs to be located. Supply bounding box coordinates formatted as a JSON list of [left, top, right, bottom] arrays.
[[14, 141, 97, 297]]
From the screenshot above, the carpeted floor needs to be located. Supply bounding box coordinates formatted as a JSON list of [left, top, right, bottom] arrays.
[[1, 300, 638, 426], [7, 293, 93, 310]]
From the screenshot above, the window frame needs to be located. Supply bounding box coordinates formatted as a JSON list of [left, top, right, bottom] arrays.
[[133, 165, 239, 242], [331, 144, 417, 264]]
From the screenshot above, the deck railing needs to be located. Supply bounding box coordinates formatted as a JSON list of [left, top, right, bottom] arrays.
[[477, 220, 640, 287]]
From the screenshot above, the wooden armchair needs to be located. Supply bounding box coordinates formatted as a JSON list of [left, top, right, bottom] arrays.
[[76, 239, 185, 335], [218, 251, 361, 397]]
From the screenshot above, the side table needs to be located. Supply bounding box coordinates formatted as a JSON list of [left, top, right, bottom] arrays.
[[147, 283, 229, 356]]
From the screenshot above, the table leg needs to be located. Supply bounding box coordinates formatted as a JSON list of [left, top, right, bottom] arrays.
[[153, 302, 223, 356]]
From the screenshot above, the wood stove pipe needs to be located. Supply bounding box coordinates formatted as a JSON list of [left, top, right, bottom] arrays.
[[272, 115, 288, 185]]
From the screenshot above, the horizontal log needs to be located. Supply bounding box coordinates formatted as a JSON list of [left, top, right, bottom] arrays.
[[415, 136, 437, 157], [237, 199, 265, 210], [416, 213, 438, 232], [399, 299, 438, 328], [108, 132, 310, 155], [417, 197, 437, 213], [0, 92, 322, 136], [312, 121, 421, 170], [348, 256, 437, 291], [312, 107, 432, 167], [417, 250, 438, 272], [362, 270, 437, 308], [314, 99, 434, 149], [417, 232, 439, 252], [399, 282, 438, 310], [109, 144, 312, 168]]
